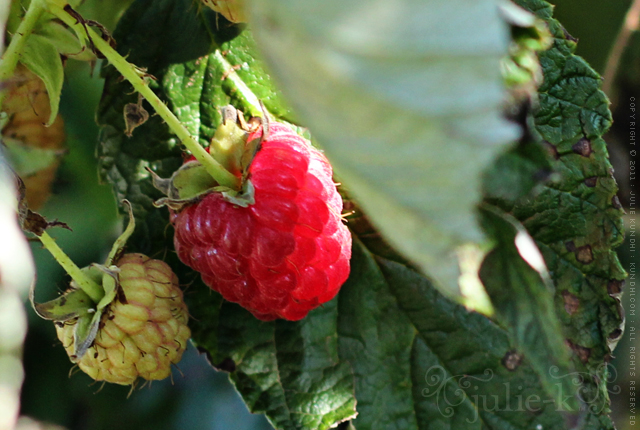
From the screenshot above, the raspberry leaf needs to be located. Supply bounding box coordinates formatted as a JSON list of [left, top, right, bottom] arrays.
[[484, 1, 626, 426], [191, 297, 357, 429], [19, 33, 64, 126], [189, 239, 588, 429], [478, 206, 577, 411]]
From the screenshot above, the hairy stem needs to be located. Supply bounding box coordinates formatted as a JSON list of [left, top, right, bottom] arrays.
[[39, 231, 104, 303], [0, 0, 46, 108], [46, 0, 241, 190]]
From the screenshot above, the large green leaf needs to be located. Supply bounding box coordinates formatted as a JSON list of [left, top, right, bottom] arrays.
[[244, 0, 520, 306]]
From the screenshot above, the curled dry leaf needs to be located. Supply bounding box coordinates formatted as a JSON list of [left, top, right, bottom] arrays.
[[2, 65, 65, 210]]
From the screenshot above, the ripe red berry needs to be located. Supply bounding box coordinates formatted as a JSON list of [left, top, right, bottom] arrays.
[[171, 122, 351, 320]]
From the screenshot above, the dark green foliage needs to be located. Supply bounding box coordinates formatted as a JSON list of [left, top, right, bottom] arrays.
[[96, 0, 625, 428]]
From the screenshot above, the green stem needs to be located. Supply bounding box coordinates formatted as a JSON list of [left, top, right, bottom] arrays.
[[0, 0, 46, 108], [46, 1, 241, 191], [39, 231, 104, 303]]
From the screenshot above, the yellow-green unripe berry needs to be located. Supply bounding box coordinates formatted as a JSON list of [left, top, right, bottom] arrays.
[[56, 254, 190, 385]]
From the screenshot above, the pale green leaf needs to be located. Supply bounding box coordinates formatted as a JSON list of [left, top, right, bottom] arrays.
[[34, 19, 97, 62], [20, 33, 63, 126], [246, 0, 521, 306]]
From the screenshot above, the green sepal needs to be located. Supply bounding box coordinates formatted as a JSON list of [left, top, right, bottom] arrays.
[[106, 199, 135, 266], [221, 179, 254, 207], [151, 105, 251, 204], [32, 288, 94, 322], [94, 264, 119, 312], [31, 265, 103, 322], [78, 265, 106, 287], [72, 308, 103, 361], [208, 110, 249, 176], [169, 162, 218, 201]]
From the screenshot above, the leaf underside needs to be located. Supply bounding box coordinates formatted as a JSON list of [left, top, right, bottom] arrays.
[[97, 0, 625, 429], [245, 0, 521, 305]]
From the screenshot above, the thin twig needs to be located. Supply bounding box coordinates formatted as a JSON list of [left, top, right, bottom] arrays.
[[603, 0, 640, 95]]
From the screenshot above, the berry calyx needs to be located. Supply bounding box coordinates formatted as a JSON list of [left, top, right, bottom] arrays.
[[162, 108, 352, 321]]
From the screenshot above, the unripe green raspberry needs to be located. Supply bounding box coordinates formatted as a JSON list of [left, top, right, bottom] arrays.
[[55, 254, 190, 385]]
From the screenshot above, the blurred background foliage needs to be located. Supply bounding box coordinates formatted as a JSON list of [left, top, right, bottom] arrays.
[[15, 0, 638, 429]]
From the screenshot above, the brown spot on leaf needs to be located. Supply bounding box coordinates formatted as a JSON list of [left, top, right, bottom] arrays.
[[575, 245, 593, 264], [566, 340, 591, 363], [608, 328, 623, 341], [607, 280, 624, 296], [584, 177, 597, 187], [561, 291, 580, 315], [561, 25, 578, 42], [502, 350, 523, 371], [565, 241, 576, 252], [542, 141, 559, 159], [572, 138, 592, 157]]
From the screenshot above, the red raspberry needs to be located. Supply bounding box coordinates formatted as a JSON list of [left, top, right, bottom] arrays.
[[171, 122, 351, 320]]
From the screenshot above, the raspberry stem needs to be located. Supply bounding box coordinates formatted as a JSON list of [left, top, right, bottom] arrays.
[[45, 0, 241, 191], [0, 0, 46, 108], [39, 231, 104, 303]]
